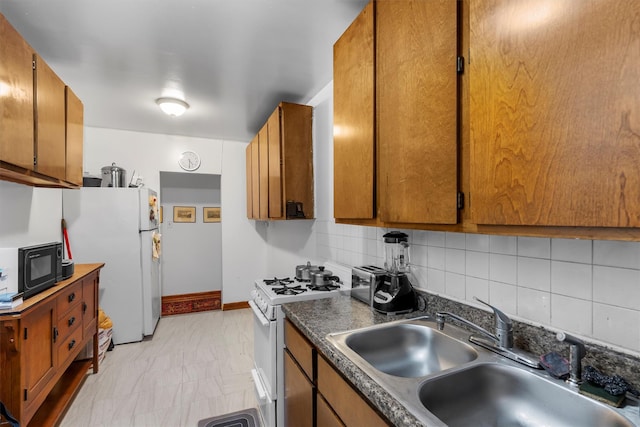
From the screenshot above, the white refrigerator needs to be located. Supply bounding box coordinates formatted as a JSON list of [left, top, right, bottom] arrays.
[[63, 187, 161, 344]]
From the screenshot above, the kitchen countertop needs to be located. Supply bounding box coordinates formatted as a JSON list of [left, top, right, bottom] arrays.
[[282, 294, 429, 426], [282, 292, 640, 427]]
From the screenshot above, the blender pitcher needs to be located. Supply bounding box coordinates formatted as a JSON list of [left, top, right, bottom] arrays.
[[383, 231, 410, 275]]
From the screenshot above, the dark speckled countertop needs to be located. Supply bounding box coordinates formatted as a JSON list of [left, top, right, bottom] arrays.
[[282, 291, 640, 427]]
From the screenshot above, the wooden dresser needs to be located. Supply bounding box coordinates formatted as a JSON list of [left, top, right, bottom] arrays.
[[0, 263, 103, 426]]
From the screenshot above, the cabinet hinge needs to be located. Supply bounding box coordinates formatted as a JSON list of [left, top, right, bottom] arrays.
[[33, 156, 37, 166], [32, 59, 36, 70], [457, 192, 465, 210], [53, 327, 58, 343], [457, 56, 465, 74], [23, 328, 27, 340], [24, 389, 28, 401]]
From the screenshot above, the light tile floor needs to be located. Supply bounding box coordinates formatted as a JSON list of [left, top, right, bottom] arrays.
[[60, 308, 257, 427]]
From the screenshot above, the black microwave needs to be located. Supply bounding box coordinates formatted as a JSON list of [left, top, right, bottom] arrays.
[[18, 242, 63, 299]]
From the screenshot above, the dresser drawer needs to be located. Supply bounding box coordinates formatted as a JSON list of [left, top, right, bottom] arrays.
[[56, 281, 82, 316], [56, 302, 83, 342], [57, 324, 83, 365]]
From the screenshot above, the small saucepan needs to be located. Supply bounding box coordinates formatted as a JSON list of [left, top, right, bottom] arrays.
[[295, 261, 319, 281], [310, 266, 340, 287]]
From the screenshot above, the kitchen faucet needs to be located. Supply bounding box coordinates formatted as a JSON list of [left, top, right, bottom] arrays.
[[556, 331, 586, 386], [436, 297, 540, 369]]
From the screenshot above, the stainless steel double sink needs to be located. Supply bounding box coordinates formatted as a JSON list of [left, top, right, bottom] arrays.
[[327, 316, 637, 427]]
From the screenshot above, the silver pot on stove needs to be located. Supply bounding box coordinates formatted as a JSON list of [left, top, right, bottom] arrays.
[[295, 261, 319, 281], [310, 266, 340, 287]]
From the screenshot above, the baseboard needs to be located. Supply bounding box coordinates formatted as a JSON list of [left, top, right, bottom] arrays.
[[222, 301, 250, 311], [162, 290, 221, 316]]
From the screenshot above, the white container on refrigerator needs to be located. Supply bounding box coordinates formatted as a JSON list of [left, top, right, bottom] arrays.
[[63, 187, 161, 344]]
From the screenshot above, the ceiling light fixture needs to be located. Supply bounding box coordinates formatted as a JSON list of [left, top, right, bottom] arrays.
[[155, 97, 189, 117]]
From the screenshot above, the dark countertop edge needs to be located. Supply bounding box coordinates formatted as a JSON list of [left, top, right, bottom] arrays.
[[282, 290, 640, 427]]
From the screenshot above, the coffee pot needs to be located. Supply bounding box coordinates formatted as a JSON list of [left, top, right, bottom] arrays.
[[373, 231, 417, 315]]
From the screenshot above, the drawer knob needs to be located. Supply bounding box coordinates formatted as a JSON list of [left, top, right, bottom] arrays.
[[68, 293, 76, 303], [68, 339, 76, 350], [68, 316, 76, 326]]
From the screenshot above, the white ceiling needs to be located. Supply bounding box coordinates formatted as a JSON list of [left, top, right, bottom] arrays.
[[0, 0, 368, 142]]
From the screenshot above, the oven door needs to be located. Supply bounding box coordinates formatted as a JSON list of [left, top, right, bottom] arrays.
[[249, 300, 277, 425]]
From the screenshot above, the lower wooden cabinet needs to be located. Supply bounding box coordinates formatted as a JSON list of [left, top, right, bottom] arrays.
[[317, 394, 345, 427], [284, 319, 389, 427], [0, 263, 103, 426], [284, 351, 313, 427]]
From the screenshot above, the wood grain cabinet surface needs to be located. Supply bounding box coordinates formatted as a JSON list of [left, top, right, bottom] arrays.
[[333, 0, 458, 225], [0, 13, 84, 189], [469, 0, 640, 228], [65, 86, 84, 186], [245, 102, 314, 220], [0, 264, 103, 427], [0, 13, 35, 171]]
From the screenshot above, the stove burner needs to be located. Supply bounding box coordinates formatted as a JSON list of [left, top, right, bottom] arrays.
[[264, 277, 294, 286], [272, 284, 307, 295], [307, 282, 341, 292], [294, 277, 311, 283]]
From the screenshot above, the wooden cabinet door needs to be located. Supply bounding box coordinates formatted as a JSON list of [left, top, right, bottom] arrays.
[[280, 103, 314, 219], [333, 1, 375, 219], [258, 126, 269, 220], [34, 53, 66, 180], [250, 136, 260, 219], [21, 300, 56, 421], [284, 350, 313, 427], [65, 86, 83, 185], [317, 394, 345, 427], [246, 142, 254, 218], [470, 0, 640, 227], [0, 14, 34, 170], [82, 272, 98, 338], [317, 356, 388, 427], [268, 107, 284, 219], [377, 0, 458, 224]]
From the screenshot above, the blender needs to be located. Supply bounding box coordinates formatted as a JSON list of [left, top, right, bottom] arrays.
[[373, 231, 417, 314]]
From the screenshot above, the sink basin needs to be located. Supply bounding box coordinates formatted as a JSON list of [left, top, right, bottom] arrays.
[[418, 363, 634, 427], [338, 322, 477, 377]]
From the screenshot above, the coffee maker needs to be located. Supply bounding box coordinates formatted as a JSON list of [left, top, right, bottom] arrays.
[[373, 231, 417, 315]]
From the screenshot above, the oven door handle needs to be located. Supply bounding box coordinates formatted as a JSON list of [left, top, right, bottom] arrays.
[[248, 300, 270, 327], [251, 368, 267, 401]]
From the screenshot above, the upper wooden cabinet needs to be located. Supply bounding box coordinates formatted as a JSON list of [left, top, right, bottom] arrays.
[[333, 1, 375, 220], [0, 13, 35, 171], [469, 0, 640, 228], [246, 102, 314, 220], [378, 0, 458, 224], [65, 86, 84, 186], [333, 0, 459, 225], [246, 141, 255, 219], [0, 13, 83, 189], [34, 53, 66, 181]]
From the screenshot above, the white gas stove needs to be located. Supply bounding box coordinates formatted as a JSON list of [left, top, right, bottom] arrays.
[[249, 263, 350, 427], [251, 277, 345, 320]]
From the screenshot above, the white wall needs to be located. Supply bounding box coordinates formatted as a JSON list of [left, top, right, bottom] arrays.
[[83, 127, 224, 191], [0, 181, 63, 293], [84, 127, 268, 304], [220, 141, 268, 302]]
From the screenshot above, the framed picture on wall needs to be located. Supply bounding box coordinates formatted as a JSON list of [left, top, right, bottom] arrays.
[[173, 206, 196, 223], [203, 207, 221, 223]]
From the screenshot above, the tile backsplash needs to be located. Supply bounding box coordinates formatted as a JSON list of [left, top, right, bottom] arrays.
[[316, 220, 640, 356]]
